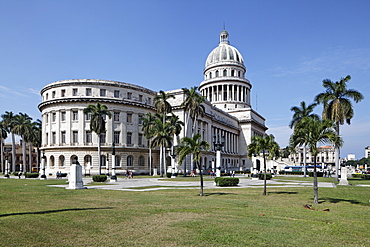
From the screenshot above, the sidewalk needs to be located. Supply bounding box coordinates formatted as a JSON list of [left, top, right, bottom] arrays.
[[46, 176, 337, 191]]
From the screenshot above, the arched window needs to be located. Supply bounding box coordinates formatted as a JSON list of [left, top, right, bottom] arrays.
[[127, 156, 133, 167], [50, 156, 55, 167], [209, 72, 212, 79], [115, 155, 121, 167], [223, 70, 227, 76], [231, 70, 235, 76], [70, 155, 77, 165], [138, 156, 144, 166], [215, 70, 219, 77], [59, 155, 65, 167], [101, 155, 106, 167], [238, 71, 241, 77], [84, 155, 92, 169]]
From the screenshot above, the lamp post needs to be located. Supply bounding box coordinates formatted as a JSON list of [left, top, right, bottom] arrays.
[[213, 134, 225, 177], [170, 145, 177, 178], [40, 150, 47, 180], [110, 143, 117, 182], [106, 153, 109, 176]]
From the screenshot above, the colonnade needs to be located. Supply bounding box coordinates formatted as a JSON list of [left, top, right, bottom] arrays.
[[200, 84, 250, 105]]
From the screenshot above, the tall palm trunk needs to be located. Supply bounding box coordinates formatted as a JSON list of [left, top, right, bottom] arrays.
[[198, 161, 204, 196], [98, 134, 101, 175], [0, 139, 3, 173], [11, 133, 16, 172], [28, 143, 32, 172], [22, 138, 26, 173], [334, 122, 340, 182], [313, 155, 319, 204], [159, 145, 163, 177], [263, 153, 267, 196], [149, 139, 152, 175], [303, 146, 307, 177]]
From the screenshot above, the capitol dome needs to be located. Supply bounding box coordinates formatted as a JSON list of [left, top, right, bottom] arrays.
[[205, 30, 244, 69]]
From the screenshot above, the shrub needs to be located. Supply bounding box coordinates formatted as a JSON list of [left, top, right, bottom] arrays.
[[25, 173, 39, 178], [308, 172, 324, 177], [258, 173, 272, 180], [364, 174, 370, 180], [166, 172, 177, 178], [92, 175, 107, 182], [352, 173, 363, 178], [60, 173, 68, 177], [215, 177, 239, 186]]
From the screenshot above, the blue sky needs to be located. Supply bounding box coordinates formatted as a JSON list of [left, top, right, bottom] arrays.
[[1, 0, 369, 159]]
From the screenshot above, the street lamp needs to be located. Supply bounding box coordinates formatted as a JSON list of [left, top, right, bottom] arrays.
[[213, 134, 225, 177], [40, 150, 47, 180], [106, 153, 109, 176], [110, 143, 117, 182]]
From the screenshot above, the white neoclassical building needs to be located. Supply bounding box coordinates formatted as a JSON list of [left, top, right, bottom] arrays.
[[38, 30, 267, 176]]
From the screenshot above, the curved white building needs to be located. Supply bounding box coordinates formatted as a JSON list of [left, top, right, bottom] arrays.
[[39, 30, 267, 176]]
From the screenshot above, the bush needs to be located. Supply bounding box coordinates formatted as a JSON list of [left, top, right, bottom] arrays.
[[258, 173, 272, 180], [215, 177, 239, 186], [352, 173, 363, 178], [364, 174, 370, 180], [166, 172, 177, 178], [60, 173, 68, 177], [25, 173, 39, 178], [92, 175, 107, 182]]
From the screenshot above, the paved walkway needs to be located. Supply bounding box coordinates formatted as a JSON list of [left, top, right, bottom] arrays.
[[46, 176, 337, 191]]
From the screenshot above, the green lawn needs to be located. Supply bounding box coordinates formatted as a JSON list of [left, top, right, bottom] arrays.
[[0, 177, 369, 247]]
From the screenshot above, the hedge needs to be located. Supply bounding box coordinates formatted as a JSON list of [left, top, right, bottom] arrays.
[[92, 175, 107, 182], [215, 177, 239, 186], [258, 173, 272, 180], [308, 172, 324, 177], [25, 173, 39, 178]]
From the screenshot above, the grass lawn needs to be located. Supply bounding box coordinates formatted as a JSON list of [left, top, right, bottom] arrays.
[[0, 177, 369, 247]]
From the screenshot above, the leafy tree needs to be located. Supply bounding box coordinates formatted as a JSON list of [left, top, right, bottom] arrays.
[[247, 135, 280, 195], [290, 117, 342, 204], [289, 101, 319, 176], [83, 103, 112, 175], [12, 113, 33, 173], [1, 111, 17, 171], [176, 133, 210, 196], [315, 75, 364, 181]]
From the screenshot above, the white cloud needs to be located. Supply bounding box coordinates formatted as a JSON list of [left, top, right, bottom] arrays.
[[0, 85, 27, 97], [28, 88, 40, 95]]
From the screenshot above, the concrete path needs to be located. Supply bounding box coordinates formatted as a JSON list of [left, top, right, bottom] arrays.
[[46, 176, 337, 191]]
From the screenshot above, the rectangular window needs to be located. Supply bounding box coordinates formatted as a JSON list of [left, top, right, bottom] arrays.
[[114, 112, 120, 121], [114, 131, 120, 144], [100, 89, 106, 96], [52, 113, 56, 122], [100, 133, 106, 144], [46, 93, 49, 100], [114, 90, 120, 98], [52, 91, 56, 98], [127, 113, 132, 123], [127, 132, 132, 145], [86, 131, 92, 143], [72, 88, 78, 96], [52, 132, 56, 144], [72, 111, 78, 121], [61, 111, 66, 121], [148, 98, 151, 104], [61, 131, 66, 144], [139, 95, 143, 102], [86, 88, 92, 96], [61, 89, 66, 97], [138, 133, 143, 146], [138, 114, 143, 125], [85, 112, 91, 121], [127, 92, 132, 100], [46, 133, 48, 145], [73, 131, 78, 143], [46, 114, 49, 123]]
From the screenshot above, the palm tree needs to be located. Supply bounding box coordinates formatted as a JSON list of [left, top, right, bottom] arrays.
[[1, 111, 17, 172], [0, 121, 8, 173], [290, 117, 342, 204], [12, 113, 33, 173], [154, 91, 175, 175], [176, 133, 210, 196], [247, 135, 280, 195], [83, 103, 112, 175], [141, 112, 156, 175], [180, 87, 205, 173], [314, 75, 364, 181], [29, 120, 42, 172], [151, 118, 175, 177], [289, 101, 319, 177]]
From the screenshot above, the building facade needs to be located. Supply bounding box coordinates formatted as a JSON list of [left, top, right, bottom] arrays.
[[38, 30, 267, 176]]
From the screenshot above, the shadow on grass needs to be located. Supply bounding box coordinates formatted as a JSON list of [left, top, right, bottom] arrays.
[[204, 192, 237, 196], [319, 198, 365, 205], [268, 192, 299, 194], [0, 207, 114, 218]]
